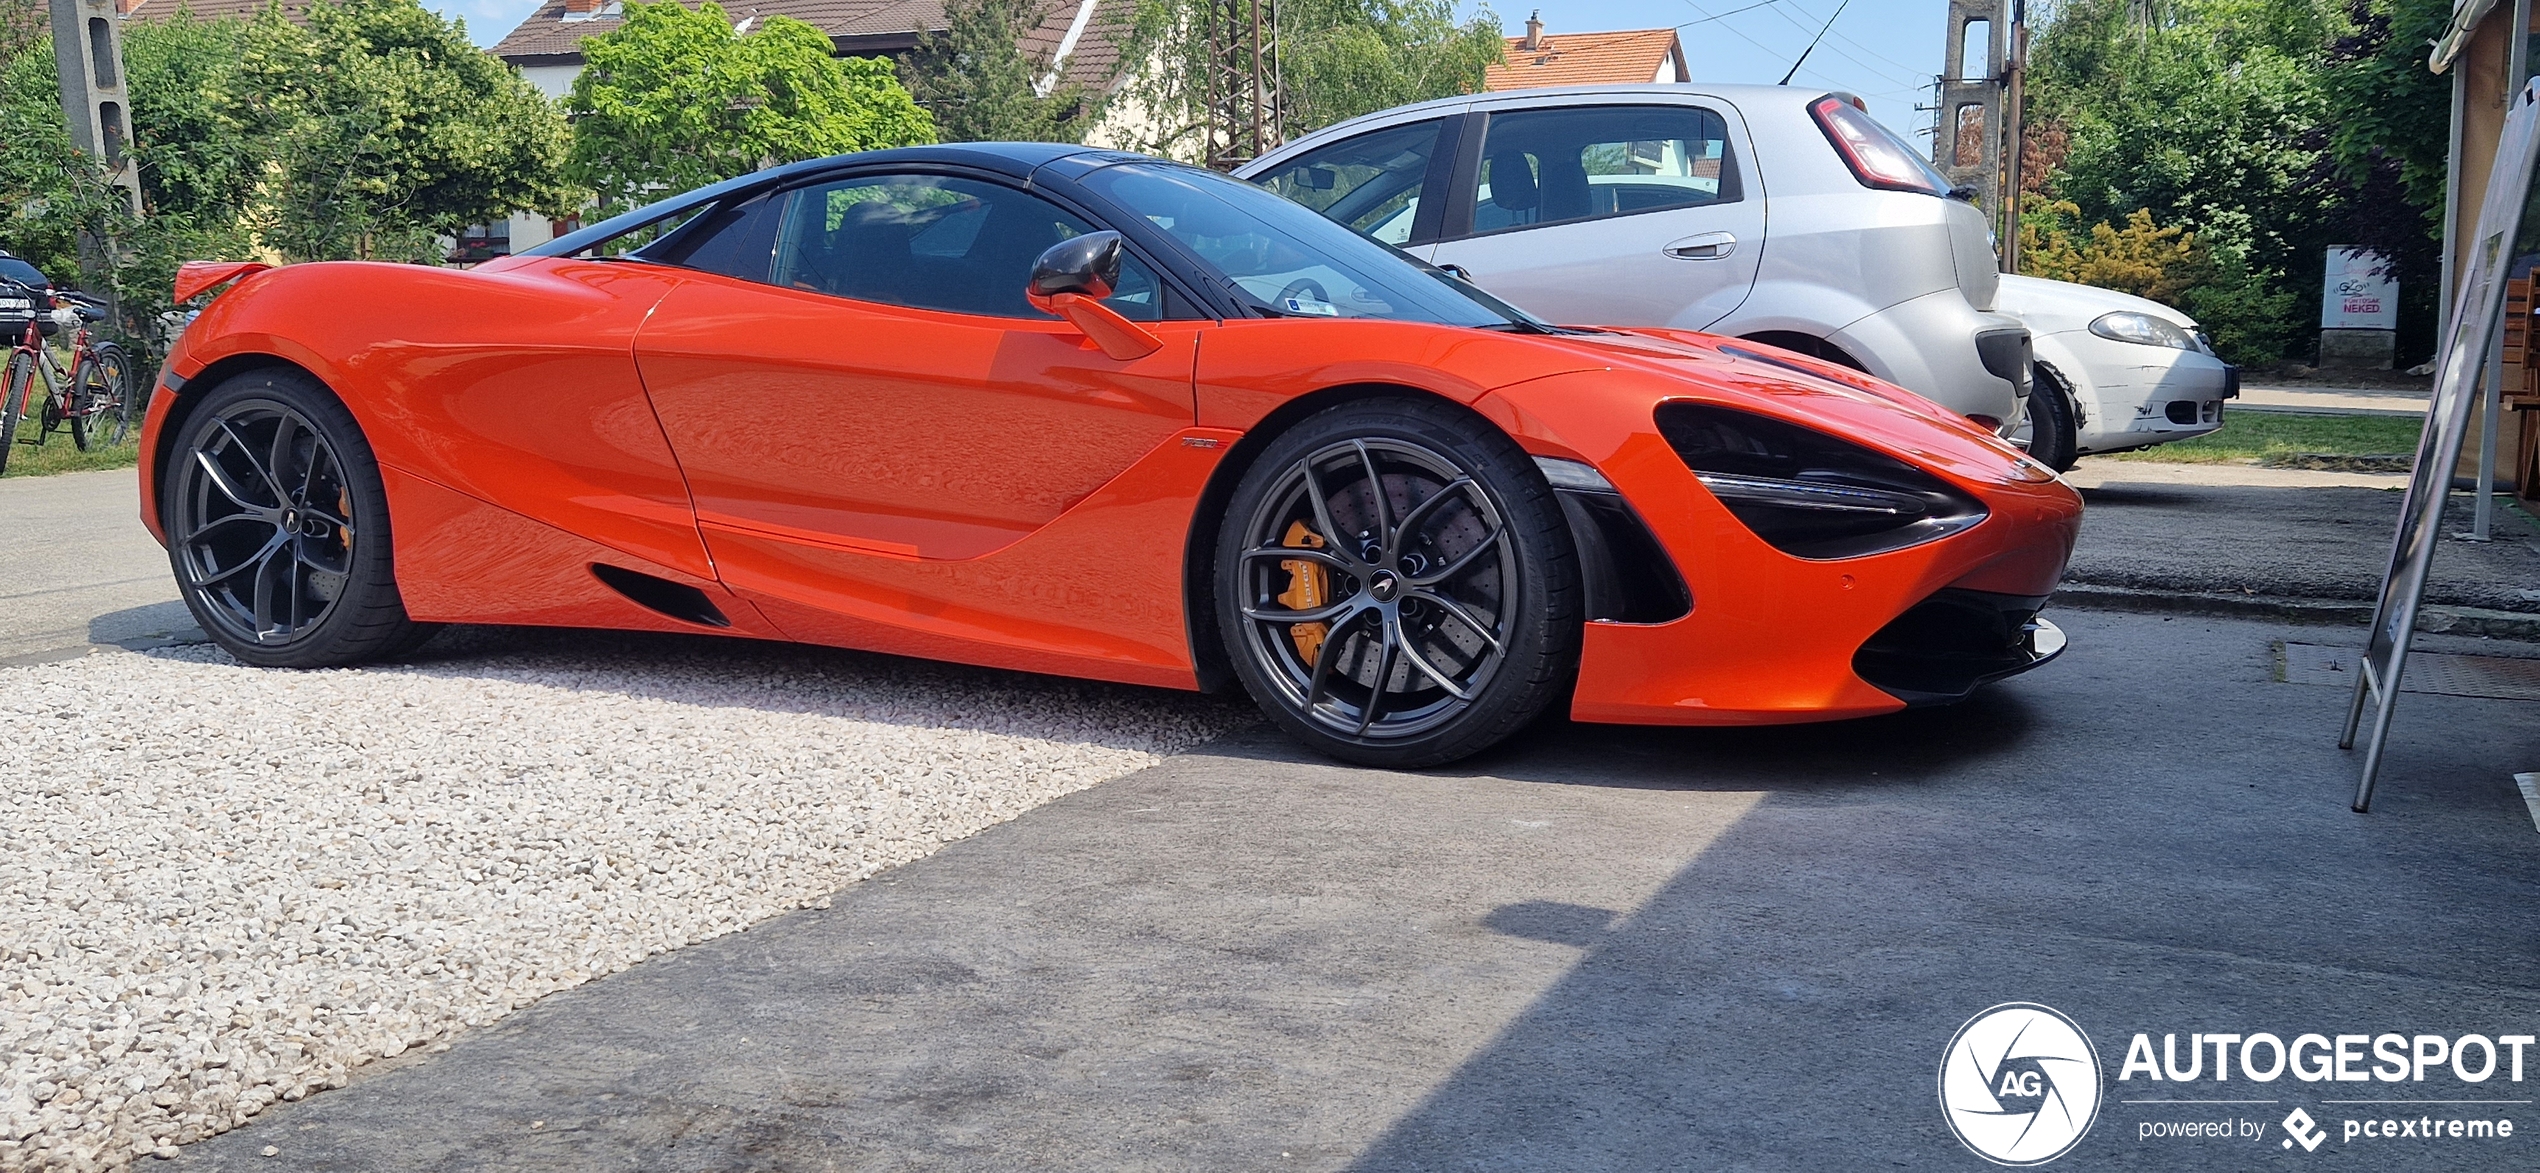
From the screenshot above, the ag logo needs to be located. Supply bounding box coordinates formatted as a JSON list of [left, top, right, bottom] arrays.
[[1938, 1002, 2103, 1165]]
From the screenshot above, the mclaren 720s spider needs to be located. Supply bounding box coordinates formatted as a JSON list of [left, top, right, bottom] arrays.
[[140, 143, 2081, 767]]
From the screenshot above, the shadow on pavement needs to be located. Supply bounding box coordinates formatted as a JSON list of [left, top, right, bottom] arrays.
[[170, 610, 2540, 1172], [1347, 615, 2540, 1171]]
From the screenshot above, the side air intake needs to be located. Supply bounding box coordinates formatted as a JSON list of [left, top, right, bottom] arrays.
[[590, 564, 730, 628]]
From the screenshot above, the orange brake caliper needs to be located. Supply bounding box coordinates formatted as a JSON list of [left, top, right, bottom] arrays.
[[1278, 519, 1330, 663]]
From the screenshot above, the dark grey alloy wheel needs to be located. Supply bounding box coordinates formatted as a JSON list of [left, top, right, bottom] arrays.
[[1217, 398, 1580, 767], [164, 371, 434, 667]]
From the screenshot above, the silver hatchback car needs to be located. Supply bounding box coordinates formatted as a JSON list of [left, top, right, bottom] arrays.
[[1236, 84, 2033, 433]]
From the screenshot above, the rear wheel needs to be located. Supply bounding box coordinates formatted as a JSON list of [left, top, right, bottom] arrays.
[[73, 342, 130, 449], [163, 369, 432, 667], [1215, 397, 1581, 768]]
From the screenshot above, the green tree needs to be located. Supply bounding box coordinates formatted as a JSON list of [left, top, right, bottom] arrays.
[[904, 0, 1103, 143], [2024, 0, 2343, 363], [566, 0, 937, 218], [1115, 0, 1502, 161], [2317, 0, 2448, 357], [239, 0, 578, 262], [125, 13, 266, 225]]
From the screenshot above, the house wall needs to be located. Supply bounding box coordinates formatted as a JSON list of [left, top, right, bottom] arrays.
[[521, 63, 581, 98], [2449, 9, 2529, 492]]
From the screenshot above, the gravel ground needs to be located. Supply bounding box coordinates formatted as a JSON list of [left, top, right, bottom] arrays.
[[0, 631, 1244, 1171]]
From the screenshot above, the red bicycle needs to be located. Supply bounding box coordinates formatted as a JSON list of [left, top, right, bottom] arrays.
[[0, 278, 130, 475]]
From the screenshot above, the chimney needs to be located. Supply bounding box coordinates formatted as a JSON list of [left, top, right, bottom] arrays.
[[1523, 10, 1544, 51], [563, 0, 600, 13]]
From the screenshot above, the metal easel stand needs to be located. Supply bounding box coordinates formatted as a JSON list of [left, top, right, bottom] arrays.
[[2344, 79, 2540, 813]]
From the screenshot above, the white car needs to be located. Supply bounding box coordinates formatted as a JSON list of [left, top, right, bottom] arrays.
[[1235, 84, 2034, 435], [1997, 273, 2238, 468]]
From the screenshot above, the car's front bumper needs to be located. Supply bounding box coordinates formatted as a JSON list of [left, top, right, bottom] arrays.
[[1481, 363, 2084, 726], [2044, 331, 2236, 455]]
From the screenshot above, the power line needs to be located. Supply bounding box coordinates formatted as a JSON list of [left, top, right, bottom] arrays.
[[1674, 0, 1816, 70], [1751, 0, 1936, 81], [1779, 0, 1854, 85], [1677, 0, 1925, 91], [1674, 0, 1783, 28]]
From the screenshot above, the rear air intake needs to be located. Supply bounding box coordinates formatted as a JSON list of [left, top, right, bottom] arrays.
[[590, 564, 730, 628]]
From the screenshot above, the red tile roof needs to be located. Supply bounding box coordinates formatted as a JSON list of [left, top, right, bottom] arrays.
[[1484, 27, 1685, 91], [489, 0, 1131, 94], [122, 0, 313, 22]]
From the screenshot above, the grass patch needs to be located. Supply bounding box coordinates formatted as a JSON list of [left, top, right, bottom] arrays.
[[2109, 410, 2425, 464], [1, 416, 140, 477]]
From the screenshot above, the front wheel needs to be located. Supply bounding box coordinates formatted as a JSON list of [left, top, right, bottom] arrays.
[[163, 368, 433, 667], [1214, 397, 1581, 768], [2023, 363, 2080, 472], [0, 351, 31, 475]]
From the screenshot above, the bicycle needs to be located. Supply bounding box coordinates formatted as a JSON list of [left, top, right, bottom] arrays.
[[0, 278, 131, 476]]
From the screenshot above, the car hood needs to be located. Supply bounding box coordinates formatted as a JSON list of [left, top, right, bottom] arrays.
[[1487, 326, 2049, 488], [1994, 272, 2198, 335]]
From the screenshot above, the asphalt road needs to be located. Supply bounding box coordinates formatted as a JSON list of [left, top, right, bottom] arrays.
[[2067, 479, 2540, 612], [0, 466, 192, 662], [171, 608, 2540, 1172]]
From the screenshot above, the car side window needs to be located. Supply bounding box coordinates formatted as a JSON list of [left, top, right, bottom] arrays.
[[1255, 120, 1444, 246], [759, 173, 1178, 321], [1468, 106, 1740, 235], [641, 191, 784, 280]]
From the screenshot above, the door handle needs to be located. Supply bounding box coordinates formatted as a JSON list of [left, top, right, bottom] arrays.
[[1436, 263, 1476, 282], [1664, 232, 1738, 260]]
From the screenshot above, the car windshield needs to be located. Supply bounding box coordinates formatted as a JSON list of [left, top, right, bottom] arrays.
[[1077, 161, 1544, 329]]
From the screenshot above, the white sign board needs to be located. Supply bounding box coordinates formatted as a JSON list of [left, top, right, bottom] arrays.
[[2321, 247, 2400, 330]]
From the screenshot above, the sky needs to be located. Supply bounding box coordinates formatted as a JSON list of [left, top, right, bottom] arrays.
[[1484, 0, 1949, 138], [438, 0, 1950, 145]]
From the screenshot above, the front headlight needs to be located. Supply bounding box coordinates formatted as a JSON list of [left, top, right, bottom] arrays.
[[1657, 403, 1987, 560], [2089, 311, 2198, 351]]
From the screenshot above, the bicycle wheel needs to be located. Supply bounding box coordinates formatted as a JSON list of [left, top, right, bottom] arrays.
[[72, 342, 130, 450], [0, 351, 30, 475]]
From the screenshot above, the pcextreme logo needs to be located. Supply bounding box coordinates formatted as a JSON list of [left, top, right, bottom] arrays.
[[1939, 1003, 2105, 1166]]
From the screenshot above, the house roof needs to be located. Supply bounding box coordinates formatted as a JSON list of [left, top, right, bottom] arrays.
[[1484, 27, 1686, 91], [120, 0, 311, 23], [488, 0, 1131, 93]]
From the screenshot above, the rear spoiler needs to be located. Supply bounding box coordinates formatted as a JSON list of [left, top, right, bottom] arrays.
[[174, 261, 273, 304]]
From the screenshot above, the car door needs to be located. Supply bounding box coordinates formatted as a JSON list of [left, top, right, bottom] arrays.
[[632, 169, 1204, 574], [1428, 100, 1766, 331], [1249, 114, 1461, 257]]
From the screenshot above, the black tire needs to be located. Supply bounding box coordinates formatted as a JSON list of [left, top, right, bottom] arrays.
[[0, 352, 27, 476], [161, 368, 434, 667], [2024, 362, 2080, 472], [1214, 397, 1581, 768], [74, 341, 130, 449]]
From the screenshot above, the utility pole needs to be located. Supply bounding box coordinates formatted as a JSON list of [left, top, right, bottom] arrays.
[[49, 0, 142, 215], [1932, 0, 2005, 214], [1201, 0, 1283, 170], [1999, 0, 2025, 274], [48, 0, 142, 302]]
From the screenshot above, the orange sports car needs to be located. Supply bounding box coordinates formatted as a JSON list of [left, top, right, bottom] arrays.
[[141, 144, 2081, 767]]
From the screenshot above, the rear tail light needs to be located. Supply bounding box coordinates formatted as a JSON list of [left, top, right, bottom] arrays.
[[1658, 402, 1986, 559], [1810, 96, 1950, 197]]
